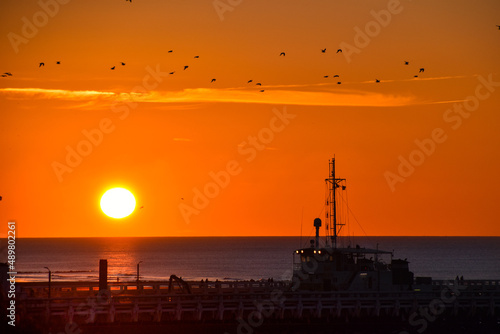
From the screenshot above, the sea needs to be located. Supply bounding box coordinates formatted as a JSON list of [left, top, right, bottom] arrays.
[[7, 236, 500, 283]]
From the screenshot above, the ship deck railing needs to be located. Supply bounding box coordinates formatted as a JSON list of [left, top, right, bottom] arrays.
[[431, 279, 500, 289]]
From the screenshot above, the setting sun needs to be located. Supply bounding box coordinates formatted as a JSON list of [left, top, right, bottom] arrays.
[[100, 188, 136, 219]]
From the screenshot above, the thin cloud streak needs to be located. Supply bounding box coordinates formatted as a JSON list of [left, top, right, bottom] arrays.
[[142, 88, 415, 107], [358, 75, 471, 84], [0, 87, 115, 99], [0, 86, 417, 107]]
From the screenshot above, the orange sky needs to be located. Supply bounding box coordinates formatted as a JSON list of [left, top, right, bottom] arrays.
[[1, 0, 500, 237]]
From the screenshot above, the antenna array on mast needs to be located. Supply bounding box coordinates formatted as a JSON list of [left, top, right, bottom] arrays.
[[325, 157, 346, 248]]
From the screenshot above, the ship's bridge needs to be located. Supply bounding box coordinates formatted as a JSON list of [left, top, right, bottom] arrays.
[[293, 245, 393, 273], [292, 242, 411, 291]]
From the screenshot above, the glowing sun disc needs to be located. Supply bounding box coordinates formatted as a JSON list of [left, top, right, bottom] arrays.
[[100, 188, 136, 219]]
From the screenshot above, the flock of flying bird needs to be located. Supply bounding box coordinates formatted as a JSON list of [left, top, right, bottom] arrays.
[[1, 48, 425, 92]]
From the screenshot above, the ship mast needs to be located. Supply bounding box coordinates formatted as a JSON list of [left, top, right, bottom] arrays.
[[325, 157, 346, 249]]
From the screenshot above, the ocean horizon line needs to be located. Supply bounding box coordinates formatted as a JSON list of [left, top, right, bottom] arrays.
[[13, 235, 500, 239]]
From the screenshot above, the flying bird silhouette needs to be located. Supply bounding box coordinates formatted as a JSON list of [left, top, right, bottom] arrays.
[[168, 50, 173, 53], [279, 52, 285, 56], [259, 90, 265, 92], [419, 68, 425, 73], [111, 66, 115, 70], [247, 80, 253, 83], [3, 72, 12, 76], [56, 61, 61, 64], [497, 25, 500, 30], [375, 79, 380, 83], [404, 61, 409, 65], [169, 71, 175, 75], [194, 56, 199, 58], [336, 49, 342, 53], [183, 66, 189, 70], [256, 83, 262, 86], [39, 62, 45, 67], [211, 78, 216, 83], [333, 74, 339, 78], [121, 62, 126, 66], [321, 48, 326, 53], [323, 75, 329, 78], [337, 82, 341, 84]]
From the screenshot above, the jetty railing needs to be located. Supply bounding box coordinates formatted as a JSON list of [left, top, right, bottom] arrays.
[[16, 279, 500, 325], [17, 279, 500, 299], [17, 279, 291, 299]]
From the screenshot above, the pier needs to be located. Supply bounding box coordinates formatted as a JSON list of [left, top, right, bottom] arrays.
[[11, 279, 500, 333]]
